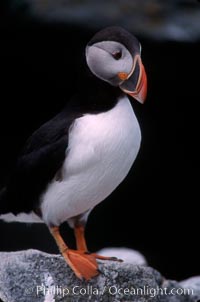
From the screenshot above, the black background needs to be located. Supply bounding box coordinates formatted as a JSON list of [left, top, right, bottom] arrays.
[[0, 9, 199, 281]]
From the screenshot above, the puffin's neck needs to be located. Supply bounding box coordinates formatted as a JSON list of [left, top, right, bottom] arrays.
[[68, 61, 124, 115]]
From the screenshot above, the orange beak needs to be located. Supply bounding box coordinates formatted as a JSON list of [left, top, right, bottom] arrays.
[[119, 54, 147, 104]]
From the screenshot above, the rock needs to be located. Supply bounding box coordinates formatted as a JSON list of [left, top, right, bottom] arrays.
[[0, 249, 198, 302], [97, 247, 147, 265], [180, 277, 200, 301]]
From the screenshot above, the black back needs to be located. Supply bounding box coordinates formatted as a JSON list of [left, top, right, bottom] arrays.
[[0, 57, 123, 215]]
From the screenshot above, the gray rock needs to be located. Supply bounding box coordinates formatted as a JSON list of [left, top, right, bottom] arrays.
[[180, 277, 200, 301], [0, 249, 198, 302]]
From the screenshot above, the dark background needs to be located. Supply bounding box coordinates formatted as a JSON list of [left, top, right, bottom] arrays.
[[0, 1, 199, 281]]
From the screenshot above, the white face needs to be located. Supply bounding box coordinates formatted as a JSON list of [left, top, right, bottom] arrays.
[[86, 41, 133, 86]]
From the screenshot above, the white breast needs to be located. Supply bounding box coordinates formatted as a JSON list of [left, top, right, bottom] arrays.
[[41, 96, 141, 226]]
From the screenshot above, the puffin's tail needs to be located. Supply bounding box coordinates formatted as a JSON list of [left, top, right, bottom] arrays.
[[0, 187, 8, 214]]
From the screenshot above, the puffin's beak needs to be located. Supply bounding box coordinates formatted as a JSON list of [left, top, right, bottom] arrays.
[[119, 54, 147, 104]]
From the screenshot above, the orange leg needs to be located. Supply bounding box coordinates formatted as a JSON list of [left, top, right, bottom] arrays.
[[50, 226, 99, 280], [50, 225, 123, 280], [74, 224, 123, 262], [74, 224, 88, 252]]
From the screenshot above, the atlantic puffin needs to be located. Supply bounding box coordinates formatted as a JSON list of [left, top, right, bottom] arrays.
[[0, 26, 147, 280]]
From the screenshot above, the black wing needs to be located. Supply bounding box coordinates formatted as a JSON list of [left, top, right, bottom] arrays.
[[5, 109, 78, 214]]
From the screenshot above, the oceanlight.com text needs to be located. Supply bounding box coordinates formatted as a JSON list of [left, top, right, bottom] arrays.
[[24, 284, 194, 298]]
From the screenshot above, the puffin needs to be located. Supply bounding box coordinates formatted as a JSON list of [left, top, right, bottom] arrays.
[[0, 26, 147, 280]]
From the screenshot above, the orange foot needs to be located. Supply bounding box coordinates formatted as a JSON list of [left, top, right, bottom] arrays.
[[62, 249, 123, 280], [50, 226, 123, 280]]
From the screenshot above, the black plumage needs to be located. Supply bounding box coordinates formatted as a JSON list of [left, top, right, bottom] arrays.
[[0, 66, 122, 216]]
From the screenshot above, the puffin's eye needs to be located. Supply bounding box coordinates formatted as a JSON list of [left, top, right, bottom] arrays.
[[112, 51, 122, 60]]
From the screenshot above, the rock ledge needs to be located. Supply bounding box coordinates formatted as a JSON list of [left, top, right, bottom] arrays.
[[0, 249, 199, 302]]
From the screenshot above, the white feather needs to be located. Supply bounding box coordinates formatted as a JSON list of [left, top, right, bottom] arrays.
[[0, 212, 43, 223], [41, 95, 141, 226], [1, 96, 141, 225]]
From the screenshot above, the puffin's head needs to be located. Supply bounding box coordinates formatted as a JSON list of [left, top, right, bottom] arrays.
[[86, 26, 147, 103]]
